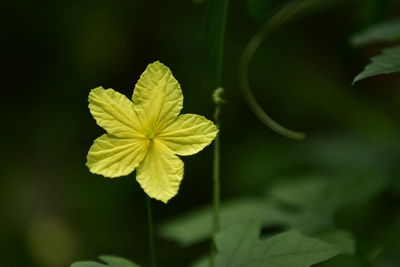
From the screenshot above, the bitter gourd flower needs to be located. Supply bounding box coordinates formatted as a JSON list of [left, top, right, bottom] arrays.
[[86, 61, 218, 203]]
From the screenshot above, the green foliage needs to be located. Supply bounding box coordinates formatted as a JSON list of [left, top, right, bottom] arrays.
[[196, 222, 342, 267], [353, 46, 400, 83], [316, 230, 355, 255], [352, 17, 400, 83], [351, 18, 400, 46], [71, 256, 140, 267], [161, 198, 293, 246], [162, 171, 385, 247], [4, 0, 400, 266], [270, 171, 387, 212]]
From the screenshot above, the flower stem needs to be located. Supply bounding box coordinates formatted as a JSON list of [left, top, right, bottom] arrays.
[[212, 88, 224, 236], [211, 88, 224, 267], [213, 115, 221, 235], [146, 196, 157, 267]]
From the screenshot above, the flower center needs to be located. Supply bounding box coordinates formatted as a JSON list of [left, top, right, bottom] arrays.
[[145, 129, 155, 140]]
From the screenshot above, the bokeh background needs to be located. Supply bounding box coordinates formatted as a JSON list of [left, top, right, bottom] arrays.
[[2, 0, 400, 266]]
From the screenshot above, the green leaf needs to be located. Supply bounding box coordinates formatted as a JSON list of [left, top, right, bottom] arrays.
[[164, 171, 384, 246], [270, 172, 387, 211], [351, 18, 400, 46], [98, 256, 140, 267], [160, 198, 293, 246], [353, 46, 400, 84], [164, 170, 385, 248], [215, 222, 342, 266], [316, 230, 356, 255], [270, 177, 327, 209], [327, 171, 387, 207], [268, 172, 387, 234], [71, 255, 140, 267]]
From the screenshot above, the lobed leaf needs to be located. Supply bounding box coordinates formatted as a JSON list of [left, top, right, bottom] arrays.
[[197, 222, 342, 267], [353, 46, 400, 84]]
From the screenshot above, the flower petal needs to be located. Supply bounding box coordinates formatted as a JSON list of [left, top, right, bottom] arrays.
[[132, 61, 183, 133], [136, 140, 184, 203], [89, 87, 144, 138], [158, 114, 218, 156], [86, 134, 148, 178]]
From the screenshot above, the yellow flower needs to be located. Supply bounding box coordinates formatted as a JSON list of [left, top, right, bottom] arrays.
[[86, 61, 218, 203]]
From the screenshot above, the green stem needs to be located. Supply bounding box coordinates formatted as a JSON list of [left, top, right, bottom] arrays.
[[211, 89, 224, 267], [213, 94, 222, 236], [146, 196, 157, 267], [213, 1, 229, 87], [208, 0, 229, 266], [211, 100, 221, 267], [209, 0, 229, 264]]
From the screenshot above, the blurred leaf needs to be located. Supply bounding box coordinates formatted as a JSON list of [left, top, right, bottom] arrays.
[[353, 46, 400, 84], [327, 171, 387, 207], [71, 255, 140, 267], [161, 198, 293, 246], [351, 18, 400, 46], [204, 222, 341, 266], [269, 177, 327, 209], [163, 171, 387, 246], [316, 230, 356, 255], [270, 171, 388, 236], [271, 171, 387, 212], [97, 256, 140, 267]]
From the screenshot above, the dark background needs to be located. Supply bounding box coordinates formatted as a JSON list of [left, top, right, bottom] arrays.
[[2, 0, 400, 266]]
